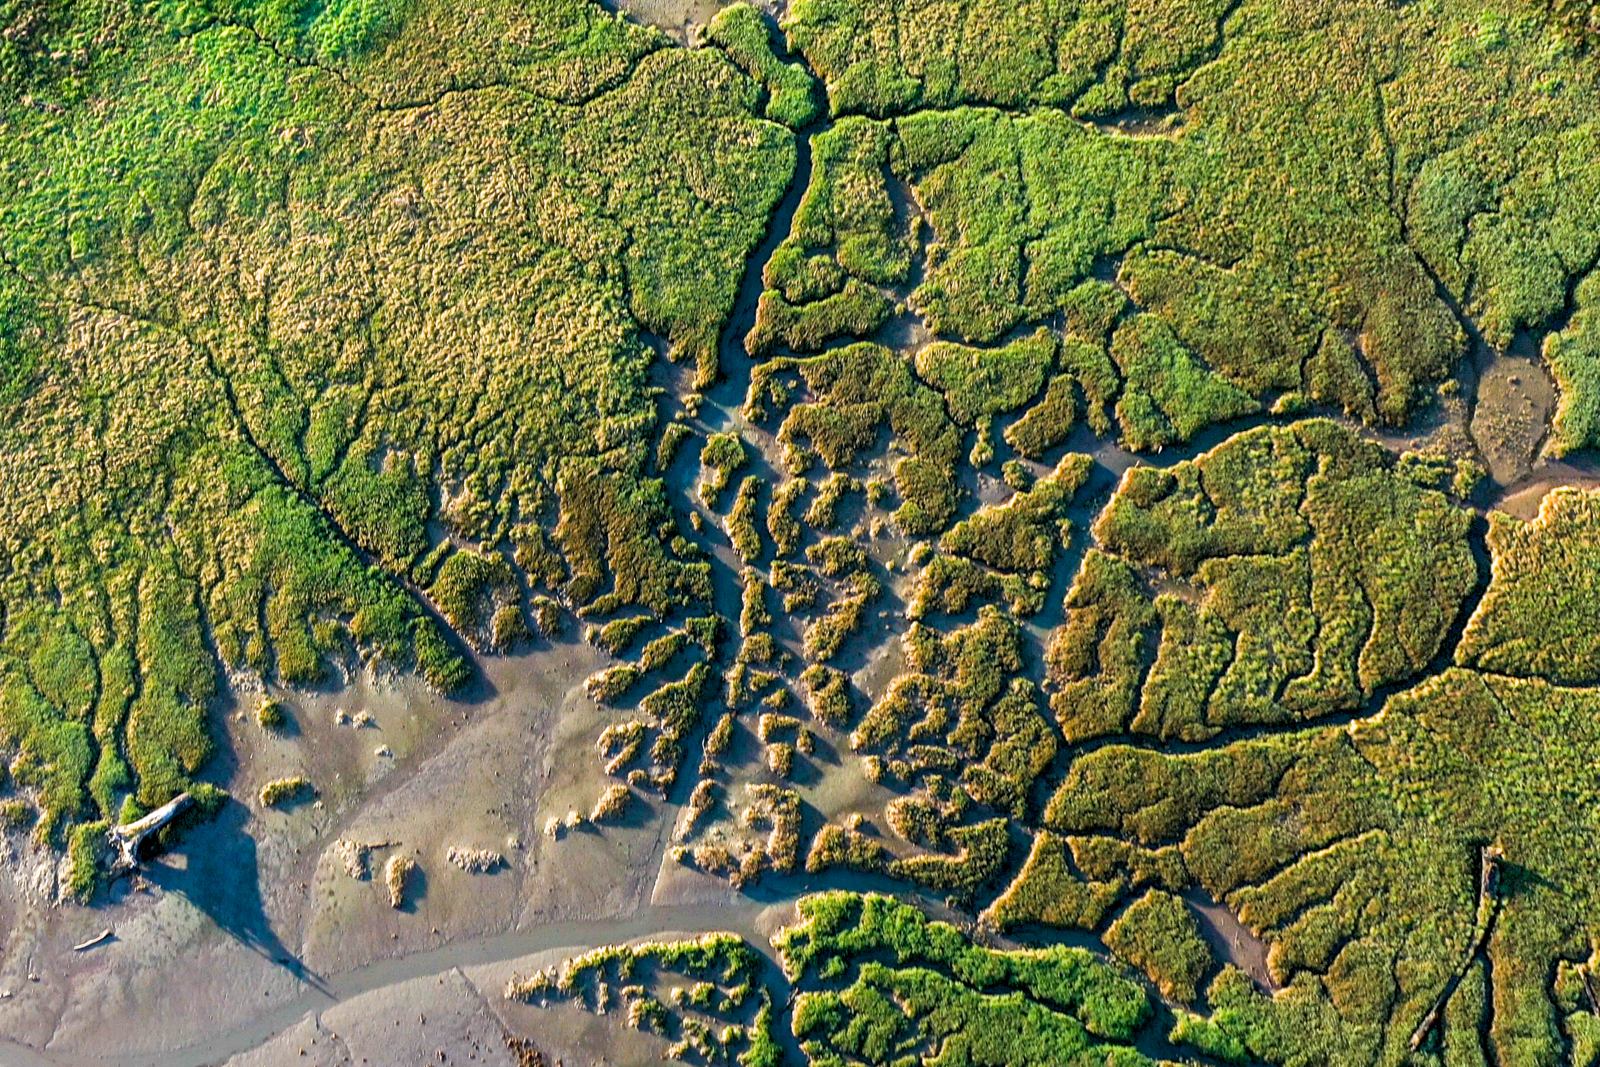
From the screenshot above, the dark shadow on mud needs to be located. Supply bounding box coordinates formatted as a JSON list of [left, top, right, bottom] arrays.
[[398, 862, 429, 914], [143, 799, 332, 998]]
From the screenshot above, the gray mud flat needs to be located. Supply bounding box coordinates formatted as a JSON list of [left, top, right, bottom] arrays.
[[1184, 887, 1276, 994], [598, 0, 724, 41], [15, 902, 776, 1067], [1471, 349, 1556, 486], [0, 639, 703, 1067]]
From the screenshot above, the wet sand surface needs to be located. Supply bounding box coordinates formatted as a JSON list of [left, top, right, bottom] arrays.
[[0, 638, 698, 1067]]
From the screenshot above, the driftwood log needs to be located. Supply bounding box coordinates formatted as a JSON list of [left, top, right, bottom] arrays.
[[106, 792, 194, 872], [72, 929, 114, 952]]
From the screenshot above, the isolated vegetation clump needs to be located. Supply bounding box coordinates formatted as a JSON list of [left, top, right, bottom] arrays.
[[598, 719, 647, 777], [506, 932, 778, 1064], [529, 596, 564, 639], [638, 631, 688, 674], [908, 556, 1046, 620], [446, 846, 504, 873], [639, 662, 715, 788], [679, 779, 719, 842], [65, 819, 110, 903], [333, 838, 387, 880], [802, 573, 879, 662], [1101, 889, 1212, 1004], [914, 328, 1058, 427], [256, 698, 289, 732], [384, 853, 416, 908], [1005, 374, 1080, 459], [805, 472, 857, 530], [700, 433, 749, 506], [805, 823, 890, 875], [766, 479, 806, 557], [939, 452, 1091, 573], [259, 777, 313, 807], [799, 664, 852, 727], [590, 783, 634, 824], [586, 664, 641, 705], [727, 476, 765, 564], [982, 832, 1124, 933], [595, 615, 653, 656], [0, 799, 35, 831]]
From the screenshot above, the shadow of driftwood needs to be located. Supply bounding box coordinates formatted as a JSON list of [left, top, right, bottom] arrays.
[[144, 798, 331, 998]]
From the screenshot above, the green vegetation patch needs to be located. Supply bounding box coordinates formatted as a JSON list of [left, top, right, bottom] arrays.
[[782, 0, 1600, 431], [1102, 888, 1212, 1004], [779, 891, 1152, 1066], [1053, 421, 1474, 741], [984, 831, 1126, 934], [942, 453, 1092, 573], [1045, 661, 1600, 1067], [910, 453, 1092, 620], [897, 107, 1171, 344], [706, 2, 819, 128], [782, 0, 1225, 118], [506, 932, 778, 1066], [914, 328, 1058, 427], [760, 343, 963, 534], [1457, 487, 1600, 683], [1110, 314, 1259, 452], [801, 608, 1055, 900], [0, 0, 791, 859]]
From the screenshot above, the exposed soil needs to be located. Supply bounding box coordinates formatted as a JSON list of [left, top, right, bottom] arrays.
[[596, 0, 726, 42], [1183, 887, 1276, 994], [1470, 347, 1556, 486]]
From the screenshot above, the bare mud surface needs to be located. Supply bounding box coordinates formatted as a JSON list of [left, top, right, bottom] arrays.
[[0, 634, 710, 1067], [1184, 888, 1276, 994], [597, 0, 726, 41], [1471, 348, 1556, 486]]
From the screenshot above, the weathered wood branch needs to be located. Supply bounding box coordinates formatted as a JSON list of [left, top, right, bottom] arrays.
[[72, 929, 113, 952], [106, 792, 194, 872]]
